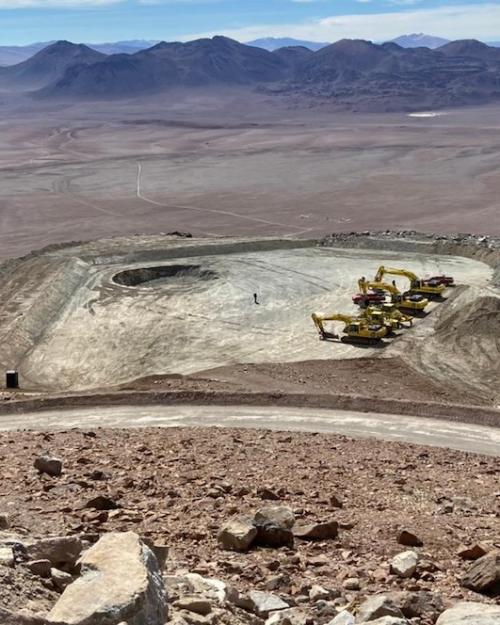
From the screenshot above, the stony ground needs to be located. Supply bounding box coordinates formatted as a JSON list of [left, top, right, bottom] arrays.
[[0, 426, 498, 619]]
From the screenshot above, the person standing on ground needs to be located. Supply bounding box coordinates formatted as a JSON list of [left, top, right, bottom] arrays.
[[253, 293, 260, 305]]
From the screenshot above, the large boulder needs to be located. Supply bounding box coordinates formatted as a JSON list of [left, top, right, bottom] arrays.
[[436, 602, 500, 624], [461, 551, 500, 595], [47, 532, 167, 625], [217, 516, 257, 552], [25, 536, 82, 572]]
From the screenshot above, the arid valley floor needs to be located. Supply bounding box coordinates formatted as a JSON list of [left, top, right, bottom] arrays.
[[1, 93, 500, 259]]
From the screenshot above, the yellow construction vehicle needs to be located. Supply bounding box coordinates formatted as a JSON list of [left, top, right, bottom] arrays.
[[363, 304, 414, 331], [357, 278, 428, 314], [311, 312, 387, 344], [374, 265, 446, 299]]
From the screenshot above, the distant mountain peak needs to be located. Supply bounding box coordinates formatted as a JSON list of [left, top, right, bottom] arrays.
[[389, 33, 450, 49], [246, 37, 329, 52]]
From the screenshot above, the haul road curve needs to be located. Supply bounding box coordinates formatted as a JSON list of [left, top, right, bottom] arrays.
[[1, 405, 499, 457]]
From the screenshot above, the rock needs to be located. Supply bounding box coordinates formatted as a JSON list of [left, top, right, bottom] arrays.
[[255, 506, 295, 529], [248, 591, 289, 617], [26, 536, 82, 572], [174, 597, 212, 616], [436, 601, 500, 624], [85, 495, 120, 510], [28, 559, 52, 578], [0, 545, 14, 566], [266, 608, 309, 625], [397, 530, 423, 548], [0, 513, 9, 530], [343, 578, 360, 591], [357, 595, 405, 622], [257, 488, 281, 501], [388, 591, 444, 621], [254, 506, 295, 548], [293, 520, 338, 541], [309, 585, 330, 601], [47, 531, 167, 625], [34, 455, 62, 477], [461, 551, 500, 595], [217, 516, 257, 552], [390, 551, 418, 578], [457, 543, 489, 561], [330, 494, 343, 509], [327, 610, 355, 625], [51, 567, 73, 591]]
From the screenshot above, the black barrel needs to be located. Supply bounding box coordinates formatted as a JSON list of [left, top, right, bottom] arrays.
[[6, 370, 18, 389]]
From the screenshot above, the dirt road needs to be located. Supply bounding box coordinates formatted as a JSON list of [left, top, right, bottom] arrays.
[[2, 404, 499, 456]]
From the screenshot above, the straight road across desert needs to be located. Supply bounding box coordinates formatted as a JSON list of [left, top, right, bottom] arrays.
[[1, 405, 499, 456]]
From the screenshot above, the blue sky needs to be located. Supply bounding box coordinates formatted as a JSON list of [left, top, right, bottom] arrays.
[[0, 0, 498, 46]]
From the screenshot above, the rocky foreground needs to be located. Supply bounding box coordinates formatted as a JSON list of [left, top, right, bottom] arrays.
[[0, 426, 498, 624]]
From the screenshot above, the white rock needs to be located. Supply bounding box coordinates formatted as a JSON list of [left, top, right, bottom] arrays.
[[0, 546, 14, 567], [436, 602, 500, 625], [47, 531, 167, 625], [248, 591, 289, 617], [390, 551, 418, 578], [184, 573, 227, 604], [327, 610, 356, 625]]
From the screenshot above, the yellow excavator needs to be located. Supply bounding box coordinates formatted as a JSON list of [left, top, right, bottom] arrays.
[[356, 278, 428, 315], [374, 265, 446, 299], [311, 312, 387, 344], [360, 305, 410, 334], [366, 303, 413, 329]]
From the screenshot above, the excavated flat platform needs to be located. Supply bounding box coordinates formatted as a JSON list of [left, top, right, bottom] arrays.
[[0, 236, 491, 391]]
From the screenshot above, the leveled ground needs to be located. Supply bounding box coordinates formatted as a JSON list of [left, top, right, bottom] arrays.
[[0, 236, 495, 409]]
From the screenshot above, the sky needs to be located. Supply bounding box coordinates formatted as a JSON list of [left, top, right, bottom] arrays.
[[0, 0, 499, 46]]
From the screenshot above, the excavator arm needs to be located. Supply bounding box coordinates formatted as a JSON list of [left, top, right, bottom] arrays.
[[374, 265, 445, 297], [312, 312, 353, 340], [374, 265, 418, 284]]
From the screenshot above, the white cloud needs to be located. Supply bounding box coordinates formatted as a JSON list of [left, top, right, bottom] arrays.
[[0, 0, 122, 6], [182, 3, 500, 43]]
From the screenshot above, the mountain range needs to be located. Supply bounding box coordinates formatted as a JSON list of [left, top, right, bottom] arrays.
[[1, 34, 499, 67], [1, 37, 500, 111]]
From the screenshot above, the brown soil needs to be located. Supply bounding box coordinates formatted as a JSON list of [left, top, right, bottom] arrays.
[[119, 356, 488, 407], [0, 426, 498, 614]]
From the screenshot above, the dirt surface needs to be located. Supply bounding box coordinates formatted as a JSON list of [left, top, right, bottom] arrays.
[[1, 96, 500, 259], [1, 426, 499, 614], [121, 356, 487, 407]]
